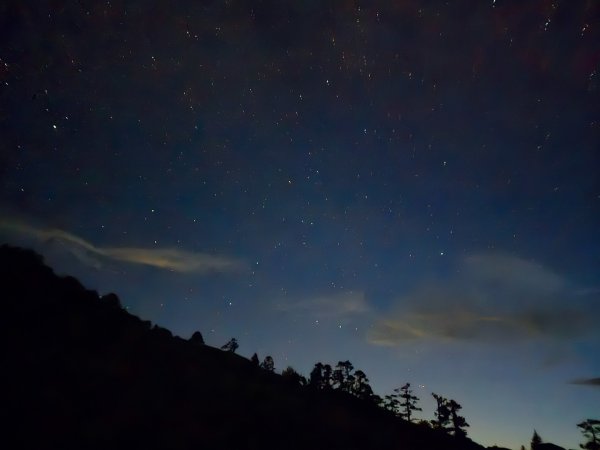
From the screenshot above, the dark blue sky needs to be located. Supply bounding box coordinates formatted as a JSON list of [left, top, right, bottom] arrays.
[[1, 1, 599, 447]]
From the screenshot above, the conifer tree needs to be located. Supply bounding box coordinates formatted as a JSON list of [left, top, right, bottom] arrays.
[[351, 370, 374, 400], [322, 364, 333, 389], [260, 355, 275, 372], [384, 393, 400, 415], [578, 419, 600, 450], [447, 399, 469, 438], [309, 362, 324, 388], [531, 430, 542, 450], [431, 393, 451, 430], [332, 360, 354, 391], [221, 338, 238, 352], [396, 383, 422, 422], [281, 366, 306, 385]]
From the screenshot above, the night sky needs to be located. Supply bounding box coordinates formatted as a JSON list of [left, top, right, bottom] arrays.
[[1, 1, 599, 448]]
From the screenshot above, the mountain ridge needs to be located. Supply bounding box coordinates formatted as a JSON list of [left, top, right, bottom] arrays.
[[3, 244, 488, 450]]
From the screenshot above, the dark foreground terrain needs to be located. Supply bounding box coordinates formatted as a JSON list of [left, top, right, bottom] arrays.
[[2, 245, 487, 450]]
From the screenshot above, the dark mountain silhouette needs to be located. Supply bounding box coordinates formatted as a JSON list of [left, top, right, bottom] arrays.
[[537, 444, 566, 450], [2, 244, 490, 450]]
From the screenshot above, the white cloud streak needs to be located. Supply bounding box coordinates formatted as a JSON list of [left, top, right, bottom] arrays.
[[0, 219, 245, 273]]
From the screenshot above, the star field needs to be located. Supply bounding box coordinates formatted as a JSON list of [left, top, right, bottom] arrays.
[[1, 1, 599, 448]]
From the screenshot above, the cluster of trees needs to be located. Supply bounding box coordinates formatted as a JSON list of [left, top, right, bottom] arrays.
[[218, 337, 281, 376], [7, 244, 595, 450], [307, 359, 468, 438], [204, 334, 598, 448], [309, 361, 374, 400], [527, 421, 599, 450], [206, 336, 469, 437], [208, 335, 470, 438], [430, 393, 469, 438]]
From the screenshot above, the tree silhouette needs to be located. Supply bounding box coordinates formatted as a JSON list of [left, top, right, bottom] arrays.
[[309, 362, 324, 388], [260, 355, 275, 372], [578, 419, 600, 450], [281, 366, 306, 385], [322, 364, 333, 389], [333, 360, 354, 391], [447, 399, 469, 438], [101, 293, 122, 309], [309, 362, 337, 390], [5, 243, 532, 450], [371, 394, 384, 408], [351, 370, 374, 400], [396, 383, 421, 422], [531, 430, 542, 450], [189, 331, 205, 345], [221, 338, 239, 352], [431, 393, 451, 430], [384, 393, 400, 414], [152, 324, 173, 339], [250, 352, 259, 366]]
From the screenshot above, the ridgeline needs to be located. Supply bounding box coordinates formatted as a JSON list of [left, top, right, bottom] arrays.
[[3, 244, 488, 450]]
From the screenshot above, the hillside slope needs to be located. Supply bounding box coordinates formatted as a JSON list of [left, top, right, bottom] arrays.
[[2, 245, 486, 450]]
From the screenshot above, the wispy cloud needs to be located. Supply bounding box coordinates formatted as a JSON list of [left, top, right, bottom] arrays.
[[279, 290, 370, 319], [101, 247, 244, 272], [368, 253, 599, 347], [0, 219, 245, 273], [570, 377, 600, 387], [464, 253, 566, 293]]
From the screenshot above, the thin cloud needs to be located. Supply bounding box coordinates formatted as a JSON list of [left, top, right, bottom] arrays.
[[368, 253, 599, 346], [103, 247, 243, 272], [464, 252, 566, 293], [0, 219, 245, 273], [369, 311, 507, 345], [570, 377, 600, 387], [368, 307, 591, 346], [280, 290, 370, 319]]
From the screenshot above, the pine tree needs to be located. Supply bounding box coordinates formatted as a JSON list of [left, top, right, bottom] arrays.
[[351, 370, 374, 400], [332, 360, 354, 391], [250, 352, 259, 366], [531, 430, 542, 450], [281, 366, 306, 385], [322, 364, 333, 389], [384, 393, 400, 414], [447, 399, 469, 438], [260, 355, 275, 372], [221, 338, 238, 352], [578, 419, 600, 450], [431, 393, 451, 430], [309, 362, 324, 388], [396, 383, 422, 422]]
